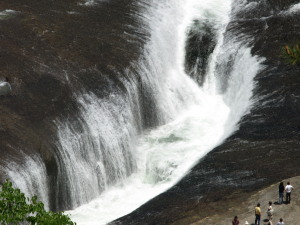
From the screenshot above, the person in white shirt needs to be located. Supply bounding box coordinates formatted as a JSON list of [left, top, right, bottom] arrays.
[[277, 218, 284, 225], [267, 201, 273, 221], [285, 181, 294, 204]]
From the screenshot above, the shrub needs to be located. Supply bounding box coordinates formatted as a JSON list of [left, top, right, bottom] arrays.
[[283, 44, 300, 65], [0, 180, 76, 225]]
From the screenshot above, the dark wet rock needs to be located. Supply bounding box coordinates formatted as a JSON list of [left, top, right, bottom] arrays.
[[185, 20, 217, 86]]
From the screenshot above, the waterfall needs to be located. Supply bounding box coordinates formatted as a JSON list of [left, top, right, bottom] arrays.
[[54, 88, 141, 209], [2, 0, 264, 224], [66, 0, 263, 224]]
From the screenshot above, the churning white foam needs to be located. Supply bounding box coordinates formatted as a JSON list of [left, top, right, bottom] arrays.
[[287, 3, 300, 14]]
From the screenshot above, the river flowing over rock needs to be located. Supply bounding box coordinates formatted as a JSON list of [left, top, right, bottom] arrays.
[[0, 0, 299, 224]]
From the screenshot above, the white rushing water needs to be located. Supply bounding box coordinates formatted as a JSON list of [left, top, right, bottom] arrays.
[[287, 3, 300, 14], [67, 0, 263, 224], [1, 153, 50, 210], [2, 0, 264, 224]]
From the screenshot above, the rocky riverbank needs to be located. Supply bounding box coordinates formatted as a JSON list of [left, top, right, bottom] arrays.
[[192, 176, 300, 225]]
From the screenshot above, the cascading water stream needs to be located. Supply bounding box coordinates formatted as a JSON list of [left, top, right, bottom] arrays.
[[2, 0, 264, 224]]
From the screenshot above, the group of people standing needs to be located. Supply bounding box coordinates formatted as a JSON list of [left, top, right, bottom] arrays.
[[278, 182, 294, 205], [232, 181, 294, 225]]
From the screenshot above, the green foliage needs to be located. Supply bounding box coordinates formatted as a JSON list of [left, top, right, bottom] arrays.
[[282, 44, 300, 65], [0, 180, 76, 225]]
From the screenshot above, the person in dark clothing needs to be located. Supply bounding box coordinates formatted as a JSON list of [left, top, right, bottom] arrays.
[[278, 182, 284, 204], [232, 216, 239, 225]]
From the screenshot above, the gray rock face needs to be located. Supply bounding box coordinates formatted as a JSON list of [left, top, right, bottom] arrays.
[[185, 20, 217, 86]]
